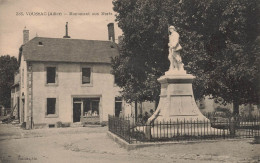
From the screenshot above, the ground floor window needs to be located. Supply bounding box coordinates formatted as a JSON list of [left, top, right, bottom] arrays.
[[115, 97, 122, 117], [73, 97, 100, 123], [47, 98, 56, 115], [83, 98, 99, 117]]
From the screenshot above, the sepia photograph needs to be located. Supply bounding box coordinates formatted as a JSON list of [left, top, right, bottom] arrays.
[[0, 0, 259, 162]]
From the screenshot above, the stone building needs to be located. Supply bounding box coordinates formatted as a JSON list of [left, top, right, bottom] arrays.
[[10, 72, 20, 119], [17, 24, 130, 129]]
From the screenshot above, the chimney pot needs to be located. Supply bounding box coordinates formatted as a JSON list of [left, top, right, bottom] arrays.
[[63, 22, 71, 38], [107, 23, 115, 42], [23, 27, 29, 44]]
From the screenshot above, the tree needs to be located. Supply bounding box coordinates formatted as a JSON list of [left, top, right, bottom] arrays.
[[0, 55, 19, 108], [112, 0, 260, 115], [173, 0, 260, 115], [112, 0, 173, 105]]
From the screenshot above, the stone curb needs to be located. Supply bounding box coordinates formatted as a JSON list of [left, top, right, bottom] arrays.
[[107, 131, 253, 150]]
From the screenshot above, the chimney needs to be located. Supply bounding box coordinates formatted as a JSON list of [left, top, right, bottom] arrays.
[[23, 27, 29, 44], [63, 22, 71, 38], [107, 23, 115, 42]]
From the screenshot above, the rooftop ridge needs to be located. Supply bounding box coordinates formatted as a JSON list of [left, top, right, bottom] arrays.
[[32, 36, 117, 43]]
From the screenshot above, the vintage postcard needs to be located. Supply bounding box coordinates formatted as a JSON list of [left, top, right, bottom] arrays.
[[0, 0, 259, 162]]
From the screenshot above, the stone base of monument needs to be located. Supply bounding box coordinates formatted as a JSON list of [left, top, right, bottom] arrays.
[[136, 125, 228, 139], [143, 71, 219, 139], [152, 73, 209, 122]]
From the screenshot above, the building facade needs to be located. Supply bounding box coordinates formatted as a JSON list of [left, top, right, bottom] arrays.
[[10, 72, 20, 119], [18, 25, 129, 129]]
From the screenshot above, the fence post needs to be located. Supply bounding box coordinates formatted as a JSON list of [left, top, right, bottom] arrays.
[[170, 119, 172, 138], [183, 118, 185, 137], [203, 119, 205, 138], [160, 121, 162, 138], [145, 122, 151, 140], [251, 119, 254, 138], [128, 120, 131, 144], [177, 119, 179, 140], [167, 121, 168, 138], [229, 116, 236, 137]]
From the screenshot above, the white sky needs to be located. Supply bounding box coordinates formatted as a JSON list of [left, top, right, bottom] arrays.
[[0, 0, 123, 58]]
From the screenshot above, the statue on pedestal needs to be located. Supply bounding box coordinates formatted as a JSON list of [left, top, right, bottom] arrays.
[[146, 25, 207, 124], [142, 25, 215, 139], [166, 26, 185, 74]]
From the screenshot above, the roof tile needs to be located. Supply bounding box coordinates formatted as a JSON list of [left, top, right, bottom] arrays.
[[23, 37, 119, 63]]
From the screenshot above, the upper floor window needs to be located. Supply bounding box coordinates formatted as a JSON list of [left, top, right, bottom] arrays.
[[46, 67, 56, 84], [113, 75, 119, 87], [82, 67, 91, 84]]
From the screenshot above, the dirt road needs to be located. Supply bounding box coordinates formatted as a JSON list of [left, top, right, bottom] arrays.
[[0, 124, 259, 163]]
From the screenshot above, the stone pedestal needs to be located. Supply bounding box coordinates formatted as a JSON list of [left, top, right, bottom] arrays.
[[151, 72, 209, 123], [143, 72, 214, 140]]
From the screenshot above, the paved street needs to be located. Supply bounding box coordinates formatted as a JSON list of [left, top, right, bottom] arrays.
[[0, 123, 259, 163]]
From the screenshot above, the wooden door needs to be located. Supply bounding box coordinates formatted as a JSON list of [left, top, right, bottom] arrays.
[[73, 103, 81, 122]]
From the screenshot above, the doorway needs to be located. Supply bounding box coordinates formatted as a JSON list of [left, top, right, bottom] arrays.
[[73, 102, 81, 122]]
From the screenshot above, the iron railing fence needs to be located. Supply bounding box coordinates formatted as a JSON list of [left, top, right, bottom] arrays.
[[108, 115, 131, 143], [203, 112, 260, 122], [108, 115, 260, 144]]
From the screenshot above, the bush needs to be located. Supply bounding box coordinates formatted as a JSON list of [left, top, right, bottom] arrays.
[[56, 121, 62, 128], [61, 122, 70, 128], [20, 122, 26, 129], [131, 130, 146, 141], [100, 122, 107, 127], [214, 107, 232, 118]]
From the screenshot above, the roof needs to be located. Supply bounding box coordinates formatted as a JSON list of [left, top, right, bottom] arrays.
[[22, 37, 119, 63]]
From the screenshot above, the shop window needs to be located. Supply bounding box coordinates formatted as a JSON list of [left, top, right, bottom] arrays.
[[83, 98, 99, 117]]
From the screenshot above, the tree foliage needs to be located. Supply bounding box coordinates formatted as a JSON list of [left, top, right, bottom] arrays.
[[112, 0, 260, 114], [0, 55, 19, 107]]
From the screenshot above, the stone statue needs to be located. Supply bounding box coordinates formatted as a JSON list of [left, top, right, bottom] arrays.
[[166, 26, 185, 74], [143, 26, 212, 140]]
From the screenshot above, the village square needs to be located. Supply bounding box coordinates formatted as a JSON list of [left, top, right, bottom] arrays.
[[0, 0, 259, 162]]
